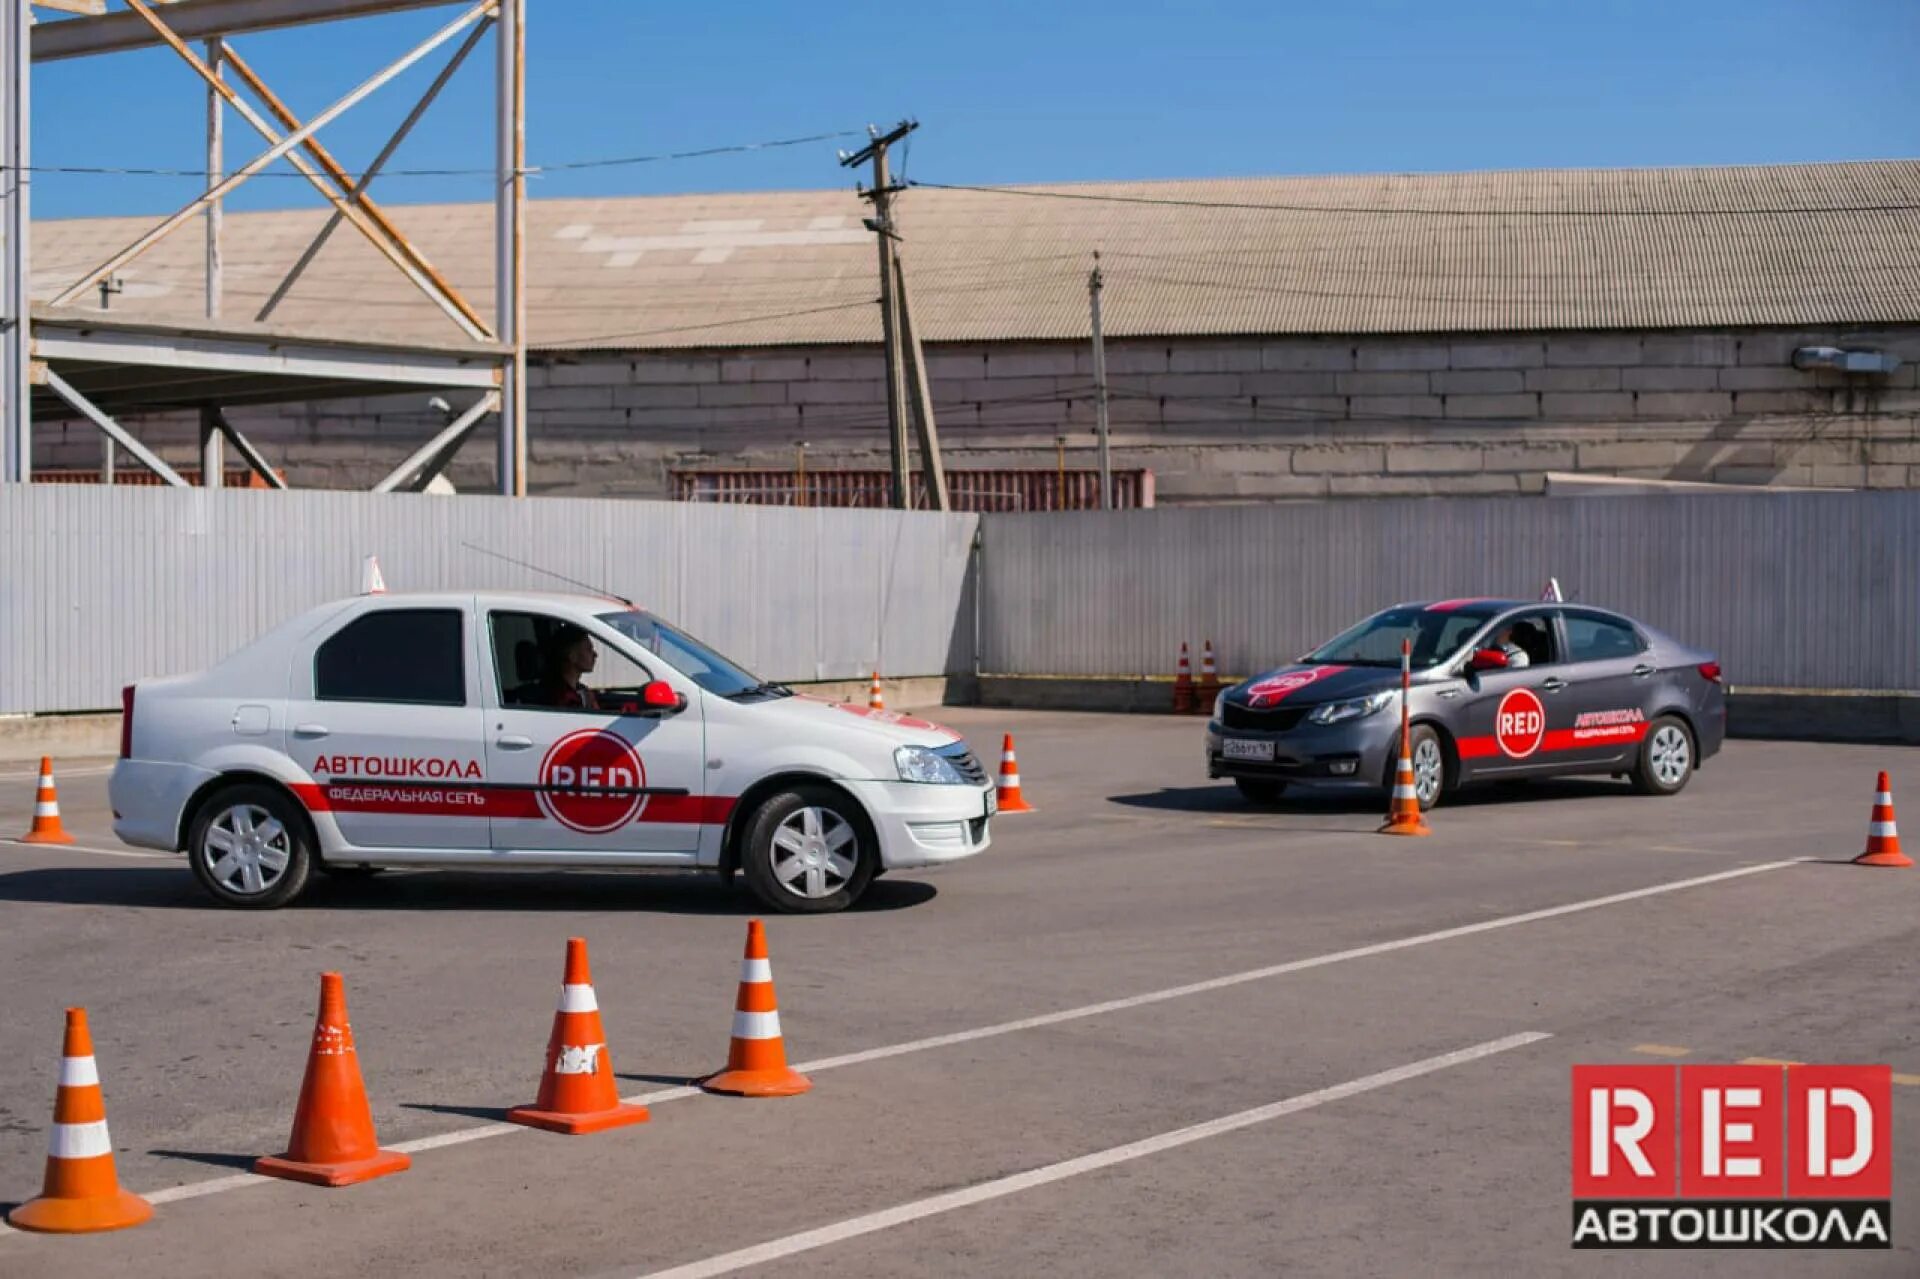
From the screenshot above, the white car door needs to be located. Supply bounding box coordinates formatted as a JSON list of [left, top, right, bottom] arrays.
[[284, 600, 489, 850], [480, 606, 708, 857]]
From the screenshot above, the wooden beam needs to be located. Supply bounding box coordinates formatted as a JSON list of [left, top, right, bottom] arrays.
[[31, 1, 108, 17]]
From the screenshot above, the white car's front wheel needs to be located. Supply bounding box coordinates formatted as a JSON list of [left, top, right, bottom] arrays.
[[187, 783, 313, 910], [740, 784, 876, 915]]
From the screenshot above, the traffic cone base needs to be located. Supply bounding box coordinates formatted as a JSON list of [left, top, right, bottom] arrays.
[[506, 1099, 651, 1136], [253, 1147, 410, 1189], [704, 1065, 812, 1098], [1854, 772, 1910, 868], [8, 1008, 153, 1235], [255, 973, 410, 1188], [20, 756, 75, 845], [9, 1187, 153, 1235], [703, 920, 813, 1098]]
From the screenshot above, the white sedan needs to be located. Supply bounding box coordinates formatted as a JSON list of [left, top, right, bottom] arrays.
[[109, 588, 994, 913]]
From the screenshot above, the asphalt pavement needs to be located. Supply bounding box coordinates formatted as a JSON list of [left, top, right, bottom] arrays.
[[0, 711, 1915, 1277]]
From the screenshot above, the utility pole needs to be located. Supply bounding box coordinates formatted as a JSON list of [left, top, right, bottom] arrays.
[[201, 37, 225, 490], [842, 120, 949, 512], [892, 240, 950, 512], [842, 124, 912, 509], [1089, 252, 1113, 510]]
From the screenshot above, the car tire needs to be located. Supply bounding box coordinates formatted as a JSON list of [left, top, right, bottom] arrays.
[[1631, 716, 1695, 796], [740, 784, 876, 915], [1234, 778, 1288, 805], [187, 783, 313, 910], [1384, 724, 1448, 811]]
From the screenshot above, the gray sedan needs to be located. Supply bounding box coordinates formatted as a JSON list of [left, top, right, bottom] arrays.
[[1205, 598, 1726, 809]]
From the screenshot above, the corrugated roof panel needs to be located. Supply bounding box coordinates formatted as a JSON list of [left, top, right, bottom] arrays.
[[25, 159, 1920, 351]]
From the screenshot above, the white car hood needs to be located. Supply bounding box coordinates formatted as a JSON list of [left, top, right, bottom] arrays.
[[745, 693, 965, 748]]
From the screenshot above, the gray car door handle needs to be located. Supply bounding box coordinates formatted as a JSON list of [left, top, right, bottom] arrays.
[[1541, 677, 1567, 692], [497, 735, 534, 751], [1632, 664, 1655, 677], [1436, 688, 1462, 699], [292, 723, 329, 738]]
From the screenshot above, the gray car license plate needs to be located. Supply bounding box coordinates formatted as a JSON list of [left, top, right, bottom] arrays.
[[1222, 738, 1275, 762]]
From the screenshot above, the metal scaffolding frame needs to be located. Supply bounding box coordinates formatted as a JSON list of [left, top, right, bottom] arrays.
[[1, 0, 528, 494]]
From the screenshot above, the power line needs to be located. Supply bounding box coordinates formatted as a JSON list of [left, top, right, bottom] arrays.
[[10, 128, 864, 181], [905, 178, 1920, 219]]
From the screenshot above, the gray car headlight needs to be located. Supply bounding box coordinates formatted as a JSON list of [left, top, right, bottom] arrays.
[[1307, 690, 1397, 725], [895, 746, 967, 784]]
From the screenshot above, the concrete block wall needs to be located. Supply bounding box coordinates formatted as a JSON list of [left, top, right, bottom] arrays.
[[34, 325, 1920, 501]]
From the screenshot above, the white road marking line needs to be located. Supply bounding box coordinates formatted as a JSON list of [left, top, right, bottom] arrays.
[[628, 1032, 1553, 1279], [145, 1173, 260, 1205], [2, 838, 175, 860], [0, 765, 114, 781], [789, 859, 1802, 1076], [0, 858, 1798, 1226]]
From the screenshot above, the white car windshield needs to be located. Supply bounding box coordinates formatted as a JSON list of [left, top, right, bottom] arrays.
[[596, 610, 782, 699], [1305, 604, 1503, 669]]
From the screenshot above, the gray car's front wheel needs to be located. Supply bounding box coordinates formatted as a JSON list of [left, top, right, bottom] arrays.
[[740, 784, 877, 915], [1384, 724, 1447, 811], [1631, 716, 1695, 796], [186, 783, 313, 909]]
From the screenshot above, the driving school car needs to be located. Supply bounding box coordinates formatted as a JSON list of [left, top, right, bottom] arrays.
[[109, 589, 994, 914], [1206, 598, 1725, 808]]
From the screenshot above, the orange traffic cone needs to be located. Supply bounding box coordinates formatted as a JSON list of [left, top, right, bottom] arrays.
[[255, 972, 411, 1187], [507, 937, 651, 1134], [8, 1008, 153, 1234], [1379, 743, 1432, 837], [702, 920, 811, 1097], [995, 733, 1035, 813], [20, 756, 75, 845], [1196, 640, 1221, 713], [1855, 772, 1911, 868], [868, 672, 885, 711], [1173, 643, 1194, 714]]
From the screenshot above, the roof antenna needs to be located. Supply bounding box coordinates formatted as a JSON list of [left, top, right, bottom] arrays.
[[460, 541, 635, 608]]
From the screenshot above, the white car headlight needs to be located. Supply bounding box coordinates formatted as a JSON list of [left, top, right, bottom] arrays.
[[1307, 690, 1397, 725], [895, 745, 966, 785]]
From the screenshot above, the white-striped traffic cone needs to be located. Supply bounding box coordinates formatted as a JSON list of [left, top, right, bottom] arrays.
[[868, 672, 885, 712], [1855, 772, 1911, 868], [996, 733, 1035, 813], [8, 1008, 152, 1234], [702, 920, 811, 1097], [20, 756, 75, 845]]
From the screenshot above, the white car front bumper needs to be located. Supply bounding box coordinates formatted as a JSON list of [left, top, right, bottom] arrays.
[[842, 778, 994, 870]]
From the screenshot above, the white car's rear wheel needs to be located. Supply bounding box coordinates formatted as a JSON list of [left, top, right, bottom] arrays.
[[187, 783, 313, 909], [741, 784, 875, 914]]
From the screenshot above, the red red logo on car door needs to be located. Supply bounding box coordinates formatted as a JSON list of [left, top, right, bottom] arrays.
[[1496, 688, 1547, 758], [538, 729, 647, 834]]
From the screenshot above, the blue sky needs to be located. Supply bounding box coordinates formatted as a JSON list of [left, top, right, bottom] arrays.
[[28, 0, 1920, 220]]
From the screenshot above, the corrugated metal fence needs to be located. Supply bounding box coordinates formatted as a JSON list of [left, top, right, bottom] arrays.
[[980, 492, 1920, 692], [0, 487, 978, 714]]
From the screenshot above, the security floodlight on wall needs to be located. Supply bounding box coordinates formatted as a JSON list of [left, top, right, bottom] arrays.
[[1792, 346, 1903, 375]]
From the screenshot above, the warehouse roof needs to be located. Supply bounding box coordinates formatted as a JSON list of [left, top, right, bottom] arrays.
[[27, 158, 1920, 351]]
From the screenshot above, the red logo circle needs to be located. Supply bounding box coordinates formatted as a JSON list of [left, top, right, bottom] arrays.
[[537, 729, 647, 834], [1495, 688, 1547, 758]]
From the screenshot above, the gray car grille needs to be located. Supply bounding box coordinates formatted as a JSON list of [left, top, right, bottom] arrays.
[[936, 740, 989, 785], [1222, 703, 1310, 733]]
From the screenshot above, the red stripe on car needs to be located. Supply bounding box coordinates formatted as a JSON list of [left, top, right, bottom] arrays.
[[290, 783, 735, 826], [1456, 722, 1650, 760]]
